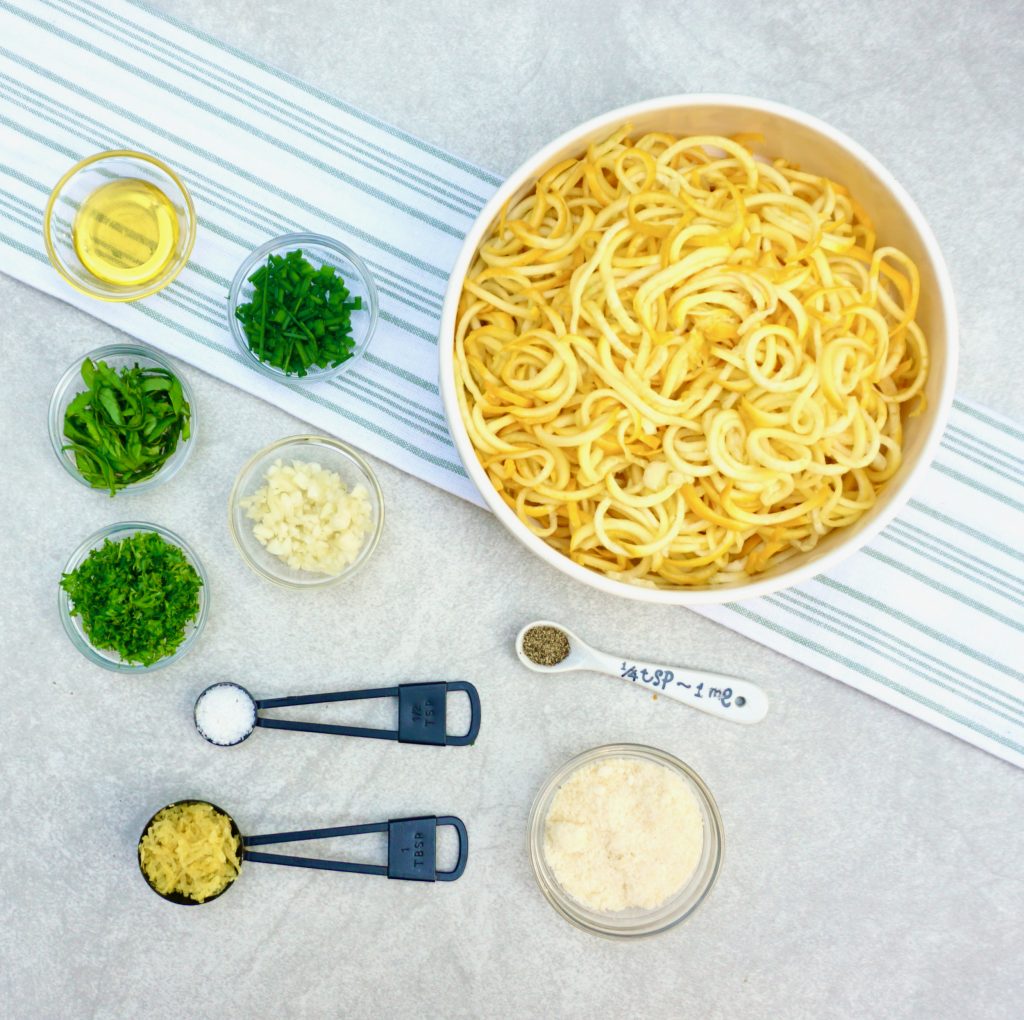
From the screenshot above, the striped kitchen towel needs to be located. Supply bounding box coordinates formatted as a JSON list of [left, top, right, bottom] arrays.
[[1, 0, 1021, 766], [0, 0, 495, 504], [698, 401, 1024, 767]]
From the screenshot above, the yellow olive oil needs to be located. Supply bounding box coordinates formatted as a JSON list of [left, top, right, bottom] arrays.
[[72, 178, 178, 287]]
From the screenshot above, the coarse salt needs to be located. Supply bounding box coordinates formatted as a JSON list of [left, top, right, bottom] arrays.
[[195, 684, 257, 746]]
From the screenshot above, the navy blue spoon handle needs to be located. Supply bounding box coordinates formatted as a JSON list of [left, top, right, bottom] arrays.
[[252, 681, 481, 746], [242, 816, 468, 882]]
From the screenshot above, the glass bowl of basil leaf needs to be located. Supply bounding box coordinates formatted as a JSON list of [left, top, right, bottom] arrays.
[[228, 233, 379, 383], [59, 521, 209, 672], [48, 344, 196, 496]]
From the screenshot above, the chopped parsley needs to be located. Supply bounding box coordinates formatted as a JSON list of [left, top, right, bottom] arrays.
[[61, 531, 203, 666]]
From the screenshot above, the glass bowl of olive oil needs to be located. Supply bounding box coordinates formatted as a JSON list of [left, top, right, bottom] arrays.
[[43, 150, 196, 302]]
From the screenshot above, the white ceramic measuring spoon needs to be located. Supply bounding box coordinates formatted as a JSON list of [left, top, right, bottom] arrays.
[[515, 620, 768, 724]]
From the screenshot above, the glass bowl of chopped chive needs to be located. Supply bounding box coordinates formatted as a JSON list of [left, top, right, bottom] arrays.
[[59, 522, 209, 672], [228, 233, 379, 383], [48, 344, 196, 496], [228, 435, 384, 589]]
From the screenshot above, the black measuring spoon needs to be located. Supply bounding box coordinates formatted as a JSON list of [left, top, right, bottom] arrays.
[[138, 799, 469, 905], [193, 680, 481, 747]]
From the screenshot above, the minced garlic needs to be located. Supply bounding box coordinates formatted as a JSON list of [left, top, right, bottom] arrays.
[[240, 458, 372, 575], [544, 757, 704, 912], [139, 802, 242, 903]]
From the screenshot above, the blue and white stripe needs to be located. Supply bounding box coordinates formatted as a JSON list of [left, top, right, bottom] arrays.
[[0, 0, 492, 496], [700, 402, 1024, 767]]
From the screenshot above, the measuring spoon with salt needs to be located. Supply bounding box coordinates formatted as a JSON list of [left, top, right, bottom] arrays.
[[193, 680, 480, 747], [516, 620, 768, 724]]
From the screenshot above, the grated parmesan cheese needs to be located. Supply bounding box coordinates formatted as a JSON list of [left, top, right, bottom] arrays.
[[139, 802, 241, 903], [543, 757, 704, 912]]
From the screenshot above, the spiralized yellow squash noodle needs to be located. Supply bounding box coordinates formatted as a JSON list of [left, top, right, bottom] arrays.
[[454, 126, 929, 587]]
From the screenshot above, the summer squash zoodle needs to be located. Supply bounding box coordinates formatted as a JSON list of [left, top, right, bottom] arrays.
[[455, 126, 929, 589]]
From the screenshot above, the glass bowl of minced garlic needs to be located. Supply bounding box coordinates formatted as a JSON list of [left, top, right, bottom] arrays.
[[228, 434, 384, 590]]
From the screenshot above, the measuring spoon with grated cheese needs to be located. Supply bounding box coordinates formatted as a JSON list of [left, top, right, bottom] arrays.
[[138, 799, 468, 905], [515, 620, 768, 725]]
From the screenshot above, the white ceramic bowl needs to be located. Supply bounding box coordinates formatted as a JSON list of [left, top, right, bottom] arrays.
[[438, 94, 958, 605]]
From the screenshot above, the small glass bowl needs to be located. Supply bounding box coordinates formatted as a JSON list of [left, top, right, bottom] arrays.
[[48, 344, 197, 495], [228, 435, 384, 589], [528, 744, 724, 939], [43, 150, 196, 302], [228, 233, 379, 384], [59, 521, 209, 673]]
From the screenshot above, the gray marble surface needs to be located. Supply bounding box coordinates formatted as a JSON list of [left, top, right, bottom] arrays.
[[2, 1, 1023, 1018]]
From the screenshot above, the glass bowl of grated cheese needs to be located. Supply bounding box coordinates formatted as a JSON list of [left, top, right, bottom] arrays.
[[528, 744, 724, 939], [228, 435, 384, 589]]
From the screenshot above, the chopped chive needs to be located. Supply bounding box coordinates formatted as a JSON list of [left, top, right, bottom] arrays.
[[234, 248, 362, 376]]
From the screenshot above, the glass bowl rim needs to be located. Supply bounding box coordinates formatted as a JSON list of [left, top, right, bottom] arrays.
[[227, 232, 380, 385], [58, 520, 210, 673], [227, 433, 385, 589], [527, 742, 724, 939], [47, 343, 198, 495], [42, 148, 197, 302]]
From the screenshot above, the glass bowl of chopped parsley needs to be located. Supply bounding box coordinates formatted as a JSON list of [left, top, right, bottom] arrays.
[[228, 233, 379, 383], [58, 522, 209, 672], [48, 344, 196, 496]]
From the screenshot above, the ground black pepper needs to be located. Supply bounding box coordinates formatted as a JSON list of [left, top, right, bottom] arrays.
[[522, 625, 570, 666]]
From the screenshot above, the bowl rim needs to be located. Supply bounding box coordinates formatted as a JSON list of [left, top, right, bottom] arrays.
[[438, 92, 959, 605], [58, 520, 209, 672], [47, 343, 197, 495], [42, 148, 197, 302], [227, 232, 380, 385], [527, 743, 724, 939], [227, 433, 386, 589]]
